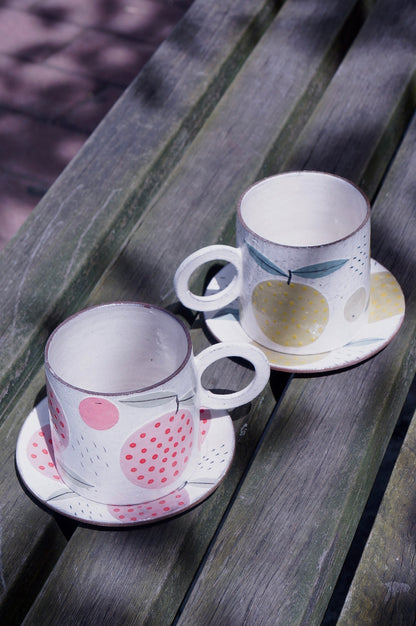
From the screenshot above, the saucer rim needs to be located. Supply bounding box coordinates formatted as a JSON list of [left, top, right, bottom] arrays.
[[16, 398, 235, 527], [204, 259, 405, 374]]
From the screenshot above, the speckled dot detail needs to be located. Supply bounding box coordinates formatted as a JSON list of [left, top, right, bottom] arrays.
[[107, 489, 191, 522], [369, 271, 405, 322], [252, 280, 329, 347], [120, 409, 194, 489], [27, 424, 62, 481], [47, 385, 69, 450]]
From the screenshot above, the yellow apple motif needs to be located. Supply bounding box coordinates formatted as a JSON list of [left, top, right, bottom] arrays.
[[252, 280, 328, 347], [369, 271, 404, 322], [247, 243, 348, 348]]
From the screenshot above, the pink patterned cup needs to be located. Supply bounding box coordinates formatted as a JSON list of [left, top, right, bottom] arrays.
[[44, 302, 269, 505]]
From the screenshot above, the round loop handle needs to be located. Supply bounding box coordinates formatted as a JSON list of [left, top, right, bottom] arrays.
[[174, 245, 242, 312], [194, 342, 270, 410]]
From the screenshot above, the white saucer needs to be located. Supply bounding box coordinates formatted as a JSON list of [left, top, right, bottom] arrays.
[[16, 398, 235, 526], [204, 259, 405, 373]]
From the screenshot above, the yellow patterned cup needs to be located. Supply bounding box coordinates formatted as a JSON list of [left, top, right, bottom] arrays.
[[174, 171, 371, 355]]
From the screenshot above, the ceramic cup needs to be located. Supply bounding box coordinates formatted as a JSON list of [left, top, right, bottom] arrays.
[[174, 171, 371, 355], [45, 302, 270, 505]]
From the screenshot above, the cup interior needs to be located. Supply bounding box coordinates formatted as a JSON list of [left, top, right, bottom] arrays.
[[46, 303, 191, 394], [239, 172, 369, 246]]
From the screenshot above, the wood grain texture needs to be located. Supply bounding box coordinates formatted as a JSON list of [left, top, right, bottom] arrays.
[[7, 0, 416, 624], [0, 370, 69, 625], [19, 0, 363, 623], [88, 0, 362, 308], [0, 0, 279, 620], [0, 0, 278, 428], [337, 410, 416, 625], [176, 92, 416, 626], [283, 0, 416, 199], [336, 117, 416, 626]]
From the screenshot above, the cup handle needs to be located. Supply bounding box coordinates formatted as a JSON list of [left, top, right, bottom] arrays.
[[194, 342, 270, 410], [174, 244, 242, 312]]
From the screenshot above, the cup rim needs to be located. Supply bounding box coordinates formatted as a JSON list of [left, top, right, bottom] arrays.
[[45, 302, 193, 396], [237, 171, 371, 249]]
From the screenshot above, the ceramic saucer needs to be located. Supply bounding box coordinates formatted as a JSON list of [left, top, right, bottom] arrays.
[[204, 259, 405, 373], [16, 398, 235, 526]]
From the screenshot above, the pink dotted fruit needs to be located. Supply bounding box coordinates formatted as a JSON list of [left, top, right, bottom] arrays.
[[27, 424, 62, 482], [79, 397, 119, 430], [47, 385, 69, 450], [120, 410, 194, 489], [199, 409, 211, 444], [107, 488, 190, 522]]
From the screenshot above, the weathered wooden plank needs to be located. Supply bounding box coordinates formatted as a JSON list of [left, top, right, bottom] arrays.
[[0, 369, 69, 626], [88, 0, 366, 308], [177, 75, 416, 626], [0, 0, 281, 620], [18, 0, 366, 623], [281, 0, 416, 199], [337, 409, 416, 625], [0, 0, 279, 427]]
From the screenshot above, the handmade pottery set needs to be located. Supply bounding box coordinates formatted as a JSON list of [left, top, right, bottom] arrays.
[[16, 171, 405, 526]]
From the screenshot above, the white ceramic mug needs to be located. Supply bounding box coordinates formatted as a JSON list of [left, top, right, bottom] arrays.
[[174, 171, 371, 355], [45, 302, 270, 505]]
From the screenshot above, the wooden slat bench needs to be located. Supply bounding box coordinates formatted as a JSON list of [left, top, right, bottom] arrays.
[[1, 0, 415, 624]]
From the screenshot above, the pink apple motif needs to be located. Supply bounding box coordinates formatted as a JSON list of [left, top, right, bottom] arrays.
[[79, 397, 119, 430], [27, 424, 62, 482], [120, 409, 194, 489], [47, 385, 69, 450], [107, 488, 190, 522]]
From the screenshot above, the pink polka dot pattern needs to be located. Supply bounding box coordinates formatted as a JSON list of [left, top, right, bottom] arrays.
[[79, 397, 119, 430], [120, 409, 194, 489], [199, 409, 211, 444], [26, 424, 62, 482], [47, 385, 69, 450], [107, 488, 190, 522]]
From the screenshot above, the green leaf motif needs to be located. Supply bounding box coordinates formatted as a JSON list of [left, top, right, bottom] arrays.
[[120, 390, 195, 412], [292, 259, 349, 279], [119, 391, 177, 408], [246, 242, 348, 281], [57, 461, 95, 488], [346, 337, 384, 347], [246, 243, 288, 278]]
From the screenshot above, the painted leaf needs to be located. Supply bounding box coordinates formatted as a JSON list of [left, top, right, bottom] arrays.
[[246, 243, 288, 278], [57, 461, 95, 488], [47, 489, 79, 502], [292, 259, 349, 279], [119, 391, 177, 408], [178, 390, 195, 408], [346, 337, 384, 346], [187, 478, 218, 486]]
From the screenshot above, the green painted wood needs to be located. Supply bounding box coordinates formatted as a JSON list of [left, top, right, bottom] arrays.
[[18, 0, 367, 623], [337, 409, 416, 625], [0, 0, 278, 428]]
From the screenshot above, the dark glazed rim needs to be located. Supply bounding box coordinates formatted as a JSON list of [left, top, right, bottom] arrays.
[[237, 171, 371, 249], [44, 302, 192, 396]]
